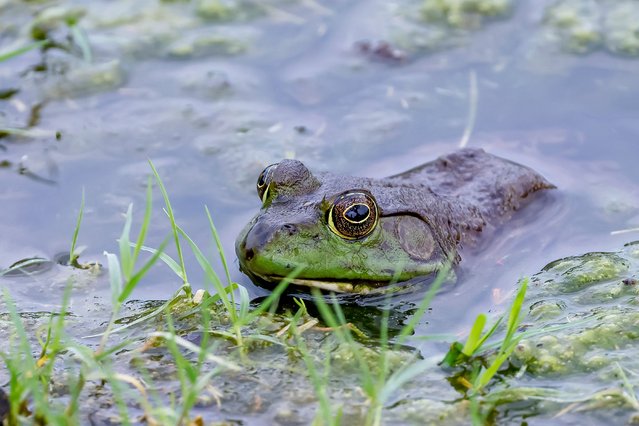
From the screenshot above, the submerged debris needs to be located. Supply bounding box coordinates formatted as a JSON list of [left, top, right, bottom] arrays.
[[355, 40, 408, 64]]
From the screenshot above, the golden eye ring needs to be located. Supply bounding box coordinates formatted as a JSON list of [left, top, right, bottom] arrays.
[[328, 191, 378, 240], [256, 163, 277, 203]]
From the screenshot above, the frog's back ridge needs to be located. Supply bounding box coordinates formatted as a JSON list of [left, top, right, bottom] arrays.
[[388, 148, 555, 219]]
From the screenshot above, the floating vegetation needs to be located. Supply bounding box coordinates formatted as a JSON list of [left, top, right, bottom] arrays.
[[543, 0, 639, 56], [421, 0, 513, 29]]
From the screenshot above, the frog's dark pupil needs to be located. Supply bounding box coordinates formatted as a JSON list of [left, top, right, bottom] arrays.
[[257, 173, 266, 187], [345, 204, 369, 222]]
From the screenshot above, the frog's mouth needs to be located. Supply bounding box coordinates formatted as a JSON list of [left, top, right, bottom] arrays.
[[250, 272, 384, 294]]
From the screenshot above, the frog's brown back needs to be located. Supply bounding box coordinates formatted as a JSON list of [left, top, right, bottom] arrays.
[[388, 148, 555, 221]]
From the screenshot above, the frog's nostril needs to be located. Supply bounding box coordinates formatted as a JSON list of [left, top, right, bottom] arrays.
[[245, 248, 255, 261], [281, 224, 297, 235]]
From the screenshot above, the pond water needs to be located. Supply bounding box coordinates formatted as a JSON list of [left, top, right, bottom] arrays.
[[1, 0, 639, 423]]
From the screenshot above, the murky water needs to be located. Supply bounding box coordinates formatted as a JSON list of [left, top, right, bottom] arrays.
[[2, 0, 639, 423]]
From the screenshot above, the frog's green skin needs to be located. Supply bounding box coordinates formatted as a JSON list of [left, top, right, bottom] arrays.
[[235, 148, 554, 293]]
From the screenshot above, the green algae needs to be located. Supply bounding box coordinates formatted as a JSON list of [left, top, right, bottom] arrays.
[[543, 0, 639, 57], [43, 59, 126, 98], [625, 241, 639, 259], [510, 246, 639, 381], [167, 29, 250, 58], [513, 308, 639, 375], [528, 299, 567, 321], [195, 0, 236, 21], [539, 252, 630, 294], [438, 244, 639, 423], [543, 0, 602, 54], [390, 0, 514, 54], [421, 0, 512, 28]]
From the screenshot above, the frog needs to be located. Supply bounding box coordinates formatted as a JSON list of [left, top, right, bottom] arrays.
[[235, 148, 554, 293]]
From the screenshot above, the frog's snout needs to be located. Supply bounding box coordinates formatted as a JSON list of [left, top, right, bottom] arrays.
[[240, 220, 298, 261]]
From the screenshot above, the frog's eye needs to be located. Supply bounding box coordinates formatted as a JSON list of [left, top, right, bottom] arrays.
[[256, 164, 277, 203], [328, 191, 379, 240]]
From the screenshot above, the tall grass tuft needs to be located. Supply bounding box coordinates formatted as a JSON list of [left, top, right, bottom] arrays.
[[295, 263, 452, 426], [441, 278, 529, 424]]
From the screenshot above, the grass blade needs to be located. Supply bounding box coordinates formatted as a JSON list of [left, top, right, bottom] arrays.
[[69, 24, 92, 63], [475, 316, 502, 347], [0, 257, 50, 277], [396, 261, 452, 346], [243, 268, 301, 323], [238, 284, 250, 321], [70, 188, 85, 267], [84, 287, 189, 338], [379, 358, 437, 403], [205, 206, 232, 286], [149, 332, 240, 371], [134, 243, 182, 278], [132, 178, 153, 269], [118, 204, 133, 280], [117, 239, 168, 303], [0, 40, 48, 62], [475, 342, 519, 391], [148, 160, 188, 285], [104, 251, 123, 305], [462, 313, 486, 356], [176, 226, 233, 315], [502, 278, 527, 351]]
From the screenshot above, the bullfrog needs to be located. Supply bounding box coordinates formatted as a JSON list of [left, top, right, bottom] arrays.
[[235, 148, 554, 293]]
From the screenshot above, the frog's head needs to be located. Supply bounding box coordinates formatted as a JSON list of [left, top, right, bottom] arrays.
[[235, 160, 447, 293]]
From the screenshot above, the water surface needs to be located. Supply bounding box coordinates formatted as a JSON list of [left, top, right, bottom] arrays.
[[1, 0, 639, 423]]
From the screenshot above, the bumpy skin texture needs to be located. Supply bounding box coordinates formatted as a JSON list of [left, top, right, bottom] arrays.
[[235, 148, 554, 293]]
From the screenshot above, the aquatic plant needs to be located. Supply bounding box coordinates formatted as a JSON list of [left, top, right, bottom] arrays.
[[0, 40, 49, 63], [290, 266, 450, 426], [441, 279, 527, 423]]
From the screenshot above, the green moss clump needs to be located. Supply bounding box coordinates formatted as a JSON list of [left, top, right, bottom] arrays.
[[528, 299, 566, 321], [421, 0, 512, 29], [32, 5, 87, 29], [540, 252, 630, 294], [604, 3, 639, 56], [167, 32, 249, 58], [624, 241, 639, 259], [510, 244, 639, 382], [543, 0, 601, 54], [513, 309, 639, 375], [43, 59, 126, 99], [195, 0, 235, 21], [541, 0, 639, 57], [331, 341, 415, 375]]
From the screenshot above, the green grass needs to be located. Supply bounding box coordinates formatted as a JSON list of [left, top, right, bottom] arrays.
[[0, 40, 49, 63], [440, 279, 531, 424], [69, 188, 85, 268], [291, 264, 452, 426]]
